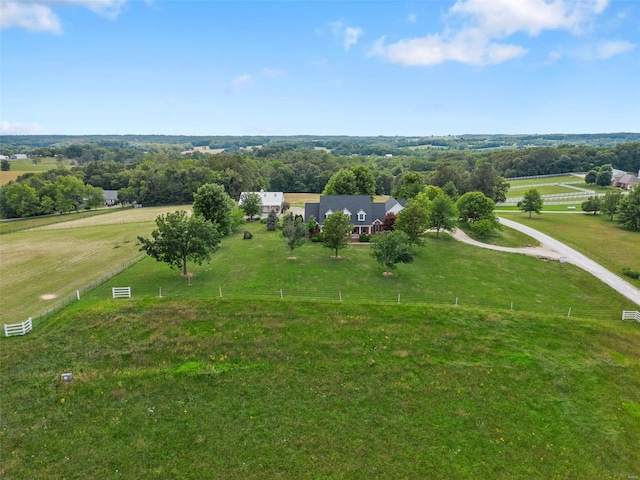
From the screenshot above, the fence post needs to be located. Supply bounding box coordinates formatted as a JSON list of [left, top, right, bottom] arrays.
[[219, 286, 222, 298], [280, 288, 283, 299], [76, 290, 80, 300], [398, 293, 401, 304], [339, 291, 342, 302], [567, 307, 572, 317], [159, 287, 162, 298]]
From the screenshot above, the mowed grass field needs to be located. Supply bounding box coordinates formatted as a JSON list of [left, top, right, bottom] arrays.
[[2, 201, 640, 478], [0, 206, 191, 324], [501, 211, 640, 281], [1, 298, 639, 478]]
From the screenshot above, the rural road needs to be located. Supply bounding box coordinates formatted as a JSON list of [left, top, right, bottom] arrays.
[[451, 217, 640, 307]]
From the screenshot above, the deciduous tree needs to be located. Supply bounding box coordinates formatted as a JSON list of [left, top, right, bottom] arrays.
[[581, 196, 601, 216], [323, 168, 357, 196], [370, 230, 415, 276], [519, 188, 543, 218], [601, 190, 622, 220], [428, 194, 457, 237], [240, 192, 261, 221], [395, 199, 429, 245], [282, 213, 307, 257], [457, 191, 495, 223], [617, 185, 640, 230], [322, 211, 353, 258], [138, 210, 220, 276], [192, 183, 235, 235]]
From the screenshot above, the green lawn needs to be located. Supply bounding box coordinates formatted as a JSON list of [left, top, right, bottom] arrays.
[[2, 298, 639, 479], [506, 175, 583, 188], [500, 211, 640, 281], [80, 226, 633, 319]]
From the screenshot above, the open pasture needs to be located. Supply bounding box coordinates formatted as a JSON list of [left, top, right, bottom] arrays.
[[2, 298, 639, 478], [505, 174, 584, 188], [0, 157, 69, 186], [0, 206, 191, 324]]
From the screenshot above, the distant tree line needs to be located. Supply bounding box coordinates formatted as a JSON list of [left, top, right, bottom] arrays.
[[2, 138, 639, 219]]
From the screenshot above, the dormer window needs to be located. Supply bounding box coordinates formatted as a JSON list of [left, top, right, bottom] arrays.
[[357, 209, 366, 222], [325, 209, 333, 219], [343, 208, 351, 218]]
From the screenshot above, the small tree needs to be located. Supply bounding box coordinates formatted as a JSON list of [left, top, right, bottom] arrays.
[[581, 196, 601, 216], [282, 213, 307, 258], [266, 210, 278, 231], [585, 170, 597, 185], [381, 212, 396, 231], [1, 159, 9, 171], [239, 192, 262, 221], [307, 215, 318, 236], [370, 230, 415, 276], [428, 194, 457, 237], [617, 185, 640, 230], [519, 188, 543, 218], [138, 211, 221, 276], [601, 190, 622, 220], [84, 185, 105, 210], [322, 211, 353, 258], [595, 164, 613, 187]]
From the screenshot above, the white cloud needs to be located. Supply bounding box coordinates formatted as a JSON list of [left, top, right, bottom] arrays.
[[372, 0, 613, 66], [228, 74, 252, 93], [330, 20, 364, 51], [0, 1, 62, 33], [343, 26, 363, 50], [0, 121, 44, 134], [592, 39, 635, 59], [262, 67, 284, 78], [407, 13, 417, 24], [0, 0, 127, 33]]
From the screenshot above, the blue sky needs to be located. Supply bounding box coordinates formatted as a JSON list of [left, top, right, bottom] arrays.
[[1, 0, 639, 136]]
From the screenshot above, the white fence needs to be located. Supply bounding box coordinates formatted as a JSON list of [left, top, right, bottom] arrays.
[[112, 287, 132, 299], [4, 317, 33, 337], [622, 310, 640, 322]]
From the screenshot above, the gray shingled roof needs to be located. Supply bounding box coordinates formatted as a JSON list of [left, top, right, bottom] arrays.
[[304, 195, 402, 226]]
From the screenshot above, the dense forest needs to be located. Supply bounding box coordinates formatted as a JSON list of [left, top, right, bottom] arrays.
[[1, 134, 639, 219]]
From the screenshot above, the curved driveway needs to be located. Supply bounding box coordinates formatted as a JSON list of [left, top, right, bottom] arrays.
[[451, 217, 640, 307]]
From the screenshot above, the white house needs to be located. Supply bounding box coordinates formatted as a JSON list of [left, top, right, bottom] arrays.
[[239, 190, 285, 215]]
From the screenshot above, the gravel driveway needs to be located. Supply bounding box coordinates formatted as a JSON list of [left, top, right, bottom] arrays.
[[450, 217, 640, 307]]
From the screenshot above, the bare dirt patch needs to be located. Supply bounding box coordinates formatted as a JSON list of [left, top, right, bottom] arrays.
[[39, 294, 57, 300]]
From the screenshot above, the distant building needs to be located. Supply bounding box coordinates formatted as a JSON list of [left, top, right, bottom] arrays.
[[10, 154, 27, 160], [239, 190, 284, 215], [612, 172, 640, 190], [103, 190, 119, 206]]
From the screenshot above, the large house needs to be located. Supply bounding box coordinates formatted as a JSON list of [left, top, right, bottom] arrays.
[[239, 190, 285, 215], [612, 171, 640, 190], [304, 195, 404, 236]]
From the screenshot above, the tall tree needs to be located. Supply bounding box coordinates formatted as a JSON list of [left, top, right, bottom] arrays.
[[391, 172, 424, 200], [601, 190, 622, 220], [138, 211, 221, 276], [281, 213, 307, 258], [323, 168, 357, 196], [519, 188, 543, 218], [84, 185, 105, 210], [322, 211, 353, 258], [470, 161, 510, 203], [192, 183, 235, 235], [428, 194, 457, 237], [395, 199, 429, 245], [595, 164, 613, 187], [352, 165, 376, 198], [3, 182, 40, 217], [55, 175, 86, 213], [370, 230, 415, 276], [617, 185, 640, 230], [239, 192, 262, 221]]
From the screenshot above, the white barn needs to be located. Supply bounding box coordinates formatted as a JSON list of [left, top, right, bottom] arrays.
[[239, 190, 285, 215]]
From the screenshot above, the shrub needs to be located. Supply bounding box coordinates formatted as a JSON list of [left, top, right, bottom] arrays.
[[622, 267, 640, 280], [359, 234, 370, 242]]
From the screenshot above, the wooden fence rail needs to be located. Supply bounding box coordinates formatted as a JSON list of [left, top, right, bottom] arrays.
[[622, 310, 640, 322], [4, 317, 33, 337]]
